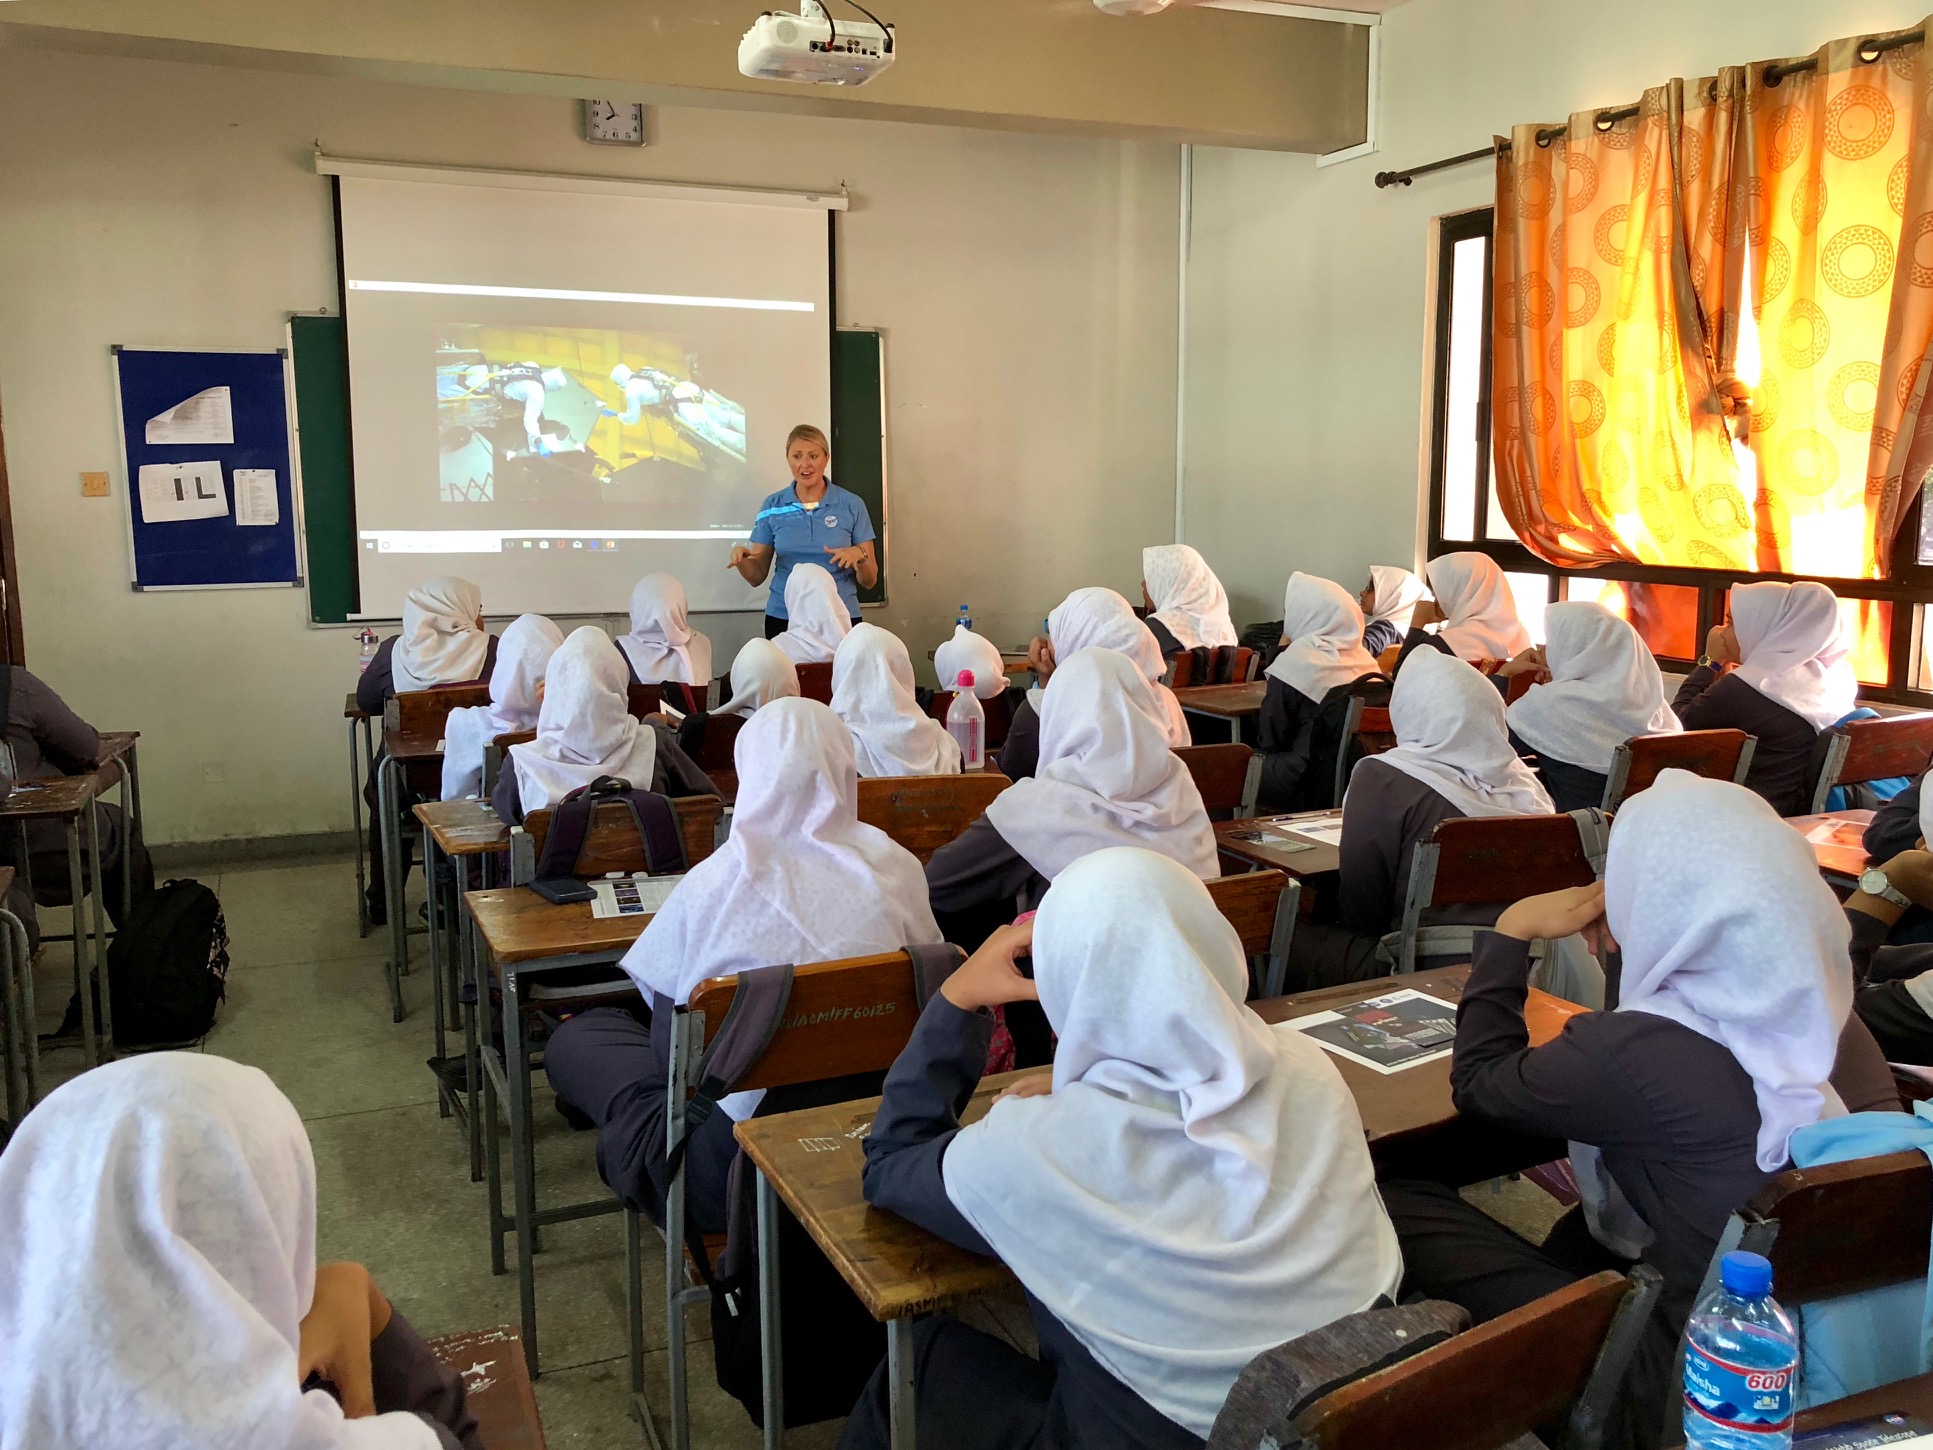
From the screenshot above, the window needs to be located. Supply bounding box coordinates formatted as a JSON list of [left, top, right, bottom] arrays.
[[1426, 206, 1933, 703]]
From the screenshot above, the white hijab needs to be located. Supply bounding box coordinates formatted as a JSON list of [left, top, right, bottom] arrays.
[[391, 576, 488, 693], [774, 563, 852, 664], [1366, 648, 1553, 818], [1365, 565, 1428, 635], [1266, 573, 1381, 705], [616, 573, 713, 686], [1729, 581, 1859, 732], [986, 648, 1219, 882], [1425, 553, 1532, 662], [1507, 602, 1680, 774], [1607, 771, 1850, 1171], [621, 698, 941, 1118], [1142, 544, 1239, 650], [1042, 587, 1190, 748], [509, 626, 658, 812], [718, 637, 800, 718], [0, 1053, 439, 1450], [440, 613, 564, 801], [934, 626, 1007, 700], [831, 624, 963, 779], [943, 849, 1404, 1437]]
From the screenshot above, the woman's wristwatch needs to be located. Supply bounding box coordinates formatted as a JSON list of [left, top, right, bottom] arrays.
[[1858, 867, 1913, 909]]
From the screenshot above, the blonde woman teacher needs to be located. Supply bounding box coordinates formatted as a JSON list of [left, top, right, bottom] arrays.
[[728, 424, 878, 639]]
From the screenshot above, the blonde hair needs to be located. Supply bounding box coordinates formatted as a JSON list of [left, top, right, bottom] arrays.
[[785, 424, 830, 455]]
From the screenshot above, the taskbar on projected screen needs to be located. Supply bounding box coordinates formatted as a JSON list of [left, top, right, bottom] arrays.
[[358, 529, 751, 555]]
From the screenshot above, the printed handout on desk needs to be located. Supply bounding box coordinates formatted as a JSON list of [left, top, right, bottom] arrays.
[[144, 385, 234, 446], [589, 872, 687, 919], [137, 461, 228, 523], [1794, 1413, 1933, 1449], [1270, 810, 1346, 847], [1284, 989, 1459, 1074], [233, 468, 279, 526]]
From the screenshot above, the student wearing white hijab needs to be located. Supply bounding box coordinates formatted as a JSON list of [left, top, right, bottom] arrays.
[[1382, 772, 1898, 1450], [1836, 776, 1933, 1064], [440, 613, 563, 800], [493, 627, 714, 824], [832, 623, 963, 778], [772, 562, 853, 664], [716, 636, 800, 718], [1256, 574, 1384, 813], [1286, 649, 1553, 989], [544, 697, 941, 1234], [933, 624, 1007, 700], [615, 573, 713, 688], [1001, 587, 1189, 779], [0, 1053, 482, 1450], [1505, 602, 1680, 813], [1674, 580, 1858, 816], [1141, 544, 1239, 653], [1399, 553, 1532, 674], [1359, 565, 1429, 657], [842, 848, 1402, 1450]]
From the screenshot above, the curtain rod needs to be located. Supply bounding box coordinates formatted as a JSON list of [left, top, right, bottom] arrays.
[[1372, 26, 1925, 190]]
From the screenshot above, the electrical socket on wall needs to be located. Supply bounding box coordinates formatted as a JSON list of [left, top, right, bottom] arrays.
[[81, 472, 110, 498]]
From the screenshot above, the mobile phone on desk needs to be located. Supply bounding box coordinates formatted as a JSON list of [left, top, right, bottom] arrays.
[[530, 876, 595, 906]]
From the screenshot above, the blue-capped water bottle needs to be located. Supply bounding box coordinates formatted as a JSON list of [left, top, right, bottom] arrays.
[[956, 603, 972, 632], [1683, 1251, 1799, 1450]]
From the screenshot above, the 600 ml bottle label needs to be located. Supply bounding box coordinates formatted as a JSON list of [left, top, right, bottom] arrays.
[[1684, 1340, 1794, 1435]]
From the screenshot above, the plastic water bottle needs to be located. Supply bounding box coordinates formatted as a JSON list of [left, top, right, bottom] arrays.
[[356, 626, 379, 673], [1683, 1251, 1799, 1450], [957, 603, 972, 632], [946, 671, 986, 770]]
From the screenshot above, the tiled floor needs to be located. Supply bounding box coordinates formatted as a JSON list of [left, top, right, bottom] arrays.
[[18, 848, 1567, 1448]]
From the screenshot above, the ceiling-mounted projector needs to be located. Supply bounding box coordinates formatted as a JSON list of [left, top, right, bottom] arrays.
[[739, 0, 896, 86]]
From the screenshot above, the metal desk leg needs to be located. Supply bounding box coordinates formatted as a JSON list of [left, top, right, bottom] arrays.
[[85, 803, 113, 1051], [757, 1170, 785, 1450], [66, 822, 97, 1068], [351, 718, 370, 936], [2, 908, 37, 1107], [886, 1316, 916, 1450], [507, 965, 541, 1375], [464, 913, 483, 1182], [484, 1014, 507, 1276], [117, 761, 132, 925], [379, 757, 406, 1022], [124, 742, 143, 864], [423, 820, 449, 1115], [0, 906, 19, 1119]]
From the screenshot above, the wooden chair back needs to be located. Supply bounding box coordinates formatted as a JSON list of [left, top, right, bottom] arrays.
[[1741, 1151, 1931, 1304], [1333, 697, 1397, 806], [1394, 811, 1604, 974], [1175, 743, 1255, 819], [796, 660, 834, 703], [493, 730, 537, 751], [388, 684, 491, 739], [1165, 645, 1258, 690], [626, 682, 661, 719], [482, 730, 536, 798], [1601, 729, 1754, 811], [856, 771, 1011, 864], [519, 796, 722, 878], [1205, 869, 1302, 996], [685, 950, 931, 1093], [686, 711, 746, 774], [1291, 1272, 1632, 1450], [1810, 712, 1933, 813]]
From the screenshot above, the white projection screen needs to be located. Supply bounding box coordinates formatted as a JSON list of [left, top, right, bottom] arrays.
[[328, 162, 839, 616]]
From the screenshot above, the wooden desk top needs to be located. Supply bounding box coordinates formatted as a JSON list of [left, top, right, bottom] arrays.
[[1788, 1370, 1933, 1439], [1174, 681, 1267, 718], [383, 724, 446, 763], [345, 691, 371, 721], [0, 772, 104, 820], [415, 798, 511, 855], [428, 1327, 546, 1450], [464, 886, 651, 966], [734, 965, 1568, 1324], [95, 730, 139, 763], [925, 649, 1034, 678], [1217, 816, 1343, 878], [1786, 809, 1875, 880]]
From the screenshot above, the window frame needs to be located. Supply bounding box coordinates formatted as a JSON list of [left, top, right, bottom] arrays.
[[1425, 205, 1933, 705]]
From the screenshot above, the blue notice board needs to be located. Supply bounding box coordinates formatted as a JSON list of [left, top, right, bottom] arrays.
[[113, 347, 303, 590]]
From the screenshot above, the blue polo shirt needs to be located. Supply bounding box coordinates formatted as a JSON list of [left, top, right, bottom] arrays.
[[750, 481, 876, 620]]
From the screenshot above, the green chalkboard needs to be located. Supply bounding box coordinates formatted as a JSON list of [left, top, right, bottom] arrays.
[[288, 315, 886, 622]]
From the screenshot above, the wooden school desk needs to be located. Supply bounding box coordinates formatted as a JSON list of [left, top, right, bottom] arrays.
[[463, 884, 657, 1374], [733, 965, 1574, 1449], [1216, 811, 1343, 880], [1174, 679, 1267, 744], [346, 693, 378, 937], [1784, 808, 1875, 885], [0, 771, 115, 1065], [377, 719, 447, 1022], [427, 1326, 548, 1450], [0, 865, 33, 1117]]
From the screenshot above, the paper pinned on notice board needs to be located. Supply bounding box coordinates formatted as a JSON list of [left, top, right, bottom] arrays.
[[137, 461, 228, 523], [233, 469, 279, 527], [144, 385, 234, 446]]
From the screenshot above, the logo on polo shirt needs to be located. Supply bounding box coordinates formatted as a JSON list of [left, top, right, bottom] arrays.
[[824, 515, 838, 527]]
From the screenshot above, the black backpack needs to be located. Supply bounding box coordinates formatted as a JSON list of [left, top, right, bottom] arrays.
[[108, 879, 229, 1050]]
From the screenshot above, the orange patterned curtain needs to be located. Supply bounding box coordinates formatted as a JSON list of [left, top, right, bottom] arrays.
[[1493, 82, 1749, 570]]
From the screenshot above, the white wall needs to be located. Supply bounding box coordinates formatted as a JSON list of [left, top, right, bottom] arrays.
[[0, 46, 1180, 844], [1182, 0, 1932, 627]]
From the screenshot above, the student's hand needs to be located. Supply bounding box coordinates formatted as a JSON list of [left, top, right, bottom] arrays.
[[824, 544, 869, 571], [1497, 645, 1548, 678], [1704, 623, 1741, 668], [1495, 882, 1610, 949], [941, 920, 1039, 1012], [299, 1261, 388, 1416], [995, 1072, 1053, 1102], [1026, 635, 1057, 683], [1410, 599, 1446, 629]]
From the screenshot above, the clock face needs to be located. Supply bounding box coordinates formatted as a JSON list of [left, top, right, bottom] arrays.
[[584, 99, 645, 146]]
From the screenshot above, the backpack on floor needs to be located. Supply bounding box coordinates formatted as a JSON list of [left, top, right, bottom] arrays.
[[108, 878, 229, 1050]]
